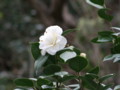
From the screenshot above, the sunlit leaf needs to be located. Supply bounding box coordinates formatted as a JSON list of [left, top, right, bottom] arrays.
[[114, 85, 120, 90], [86, 0, 104, 9], [103, 54, 120, 63], [111, 27, 120, 31], [60, 51, 77, 62]]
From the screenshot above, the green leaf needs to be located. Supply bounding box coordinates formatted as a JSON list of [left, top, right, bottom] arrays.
[[54, 71, 69, 77], [14, 88, 31, 90], [85, 73, 99, 80], [73, 47, 81, 55], [90, 0, 104, 6], [91, 37, 100, 43], [88, 66, 99, 74], [59, 75, 77, 83], [111, 37, 120, 54], [68, 56, 88, 72], [31, 42, 41, 60], [102, 84, 113, 90], [43, 64, 61, 75], [86, 0, 104, 9], [60, 51, 77, 62], [98, 31, 113, 36], [67, 84, 80, 90], [91, 31, 114, 43], [14, 78, 34, 87], [111, 27, 120, 31], [114, 85, 120, 90], [37, 78, 51, 86], [34, 56, 48, 75], [103, 54, 120, 63], [99, 74, 115, 83], [79, 76, 97, 90], [98, 9, 113, 21], [62, 29, 78, 35]]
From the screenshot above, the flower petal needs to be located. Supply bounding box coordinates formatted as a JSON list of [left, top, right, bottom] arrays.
[[41, 50, 46, 56], [56, 35, 67, 49], [45, 25, 63, 35]]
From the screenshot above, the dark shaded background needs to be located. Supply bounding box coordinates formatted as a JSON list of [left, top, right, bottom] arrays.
[[0, 0, 120, 89]]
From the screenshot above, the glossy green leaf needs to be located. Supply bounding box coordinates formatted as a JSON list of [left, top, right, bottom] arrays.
[[85, 73, 99, 81], [98, 9, 113, 21], [31, 42, 41, 60], [14, 78, 34, 87], [88, 66, 99, 74], [34, 55, 48, 75], [60, 51, 77, 62], [103, 54, 120, 63], [98, 31, 113, 36], [73, 47, 81, 55], [99, 74, 115, 83], [67, 84, 80, 90], [54, 71, 69, 77], [37, 78, 50, 86], [86, 0, 104, 9], [68, 56, 88, 72], [79, 76, 97, 90], [14, 88, 31, 90], [114, 85, 120, 90], [91, 31, 114, 43], [43, 64, 61, 75], [59, 75, 77, 83], [111, 37, 120, 54], [90, 0, 104, 6], [102, 84, 113, 90], [111, 27, 120, 31], [62, 29, 78, 36]]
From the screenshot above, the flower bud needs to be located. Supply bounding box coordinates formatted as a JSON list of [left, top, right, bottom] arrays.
[[80, 53, 86, 58]]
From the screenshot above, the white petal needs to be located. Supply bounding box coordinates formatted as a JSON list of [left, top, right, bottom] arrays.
[[45, 25, 63, 35], [41, 50, 46, 56], [56, 35, 67, 49], [46, 48, 57, 55]]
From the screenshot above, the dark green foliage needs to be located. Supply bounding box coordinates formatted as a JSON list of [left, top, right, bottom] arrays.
[[37, 78, 51, 86], [98, 9, 113, 21], [90, 0, 104, 6], [31, 42, 41, 60], [88, 66, 99, 74], [14, 78, 34, 87], [68, 56, 88, 72], [99, 74, 115, 83], [43, 64, 61, 75], [34, 55, 49, 75], [111, 37, 120, 54], [91, 31, 114, 43]]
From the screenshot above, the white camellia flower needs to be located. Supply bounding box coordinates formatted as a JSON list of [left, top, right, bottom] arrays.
[[39, 25, 67, 55]]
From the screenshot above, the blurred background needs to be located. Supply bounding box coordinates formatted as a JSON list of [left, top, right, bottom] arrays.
[[0, 0, 120, 89]]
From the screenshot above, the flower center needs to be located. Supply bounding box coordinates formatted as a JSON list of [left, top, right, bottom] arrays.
[[51, 34, 57, 46]]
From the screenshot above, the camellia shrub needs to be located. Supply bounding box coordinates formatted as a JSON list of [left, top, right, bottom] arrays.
[[14, 0, 120, 90]]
